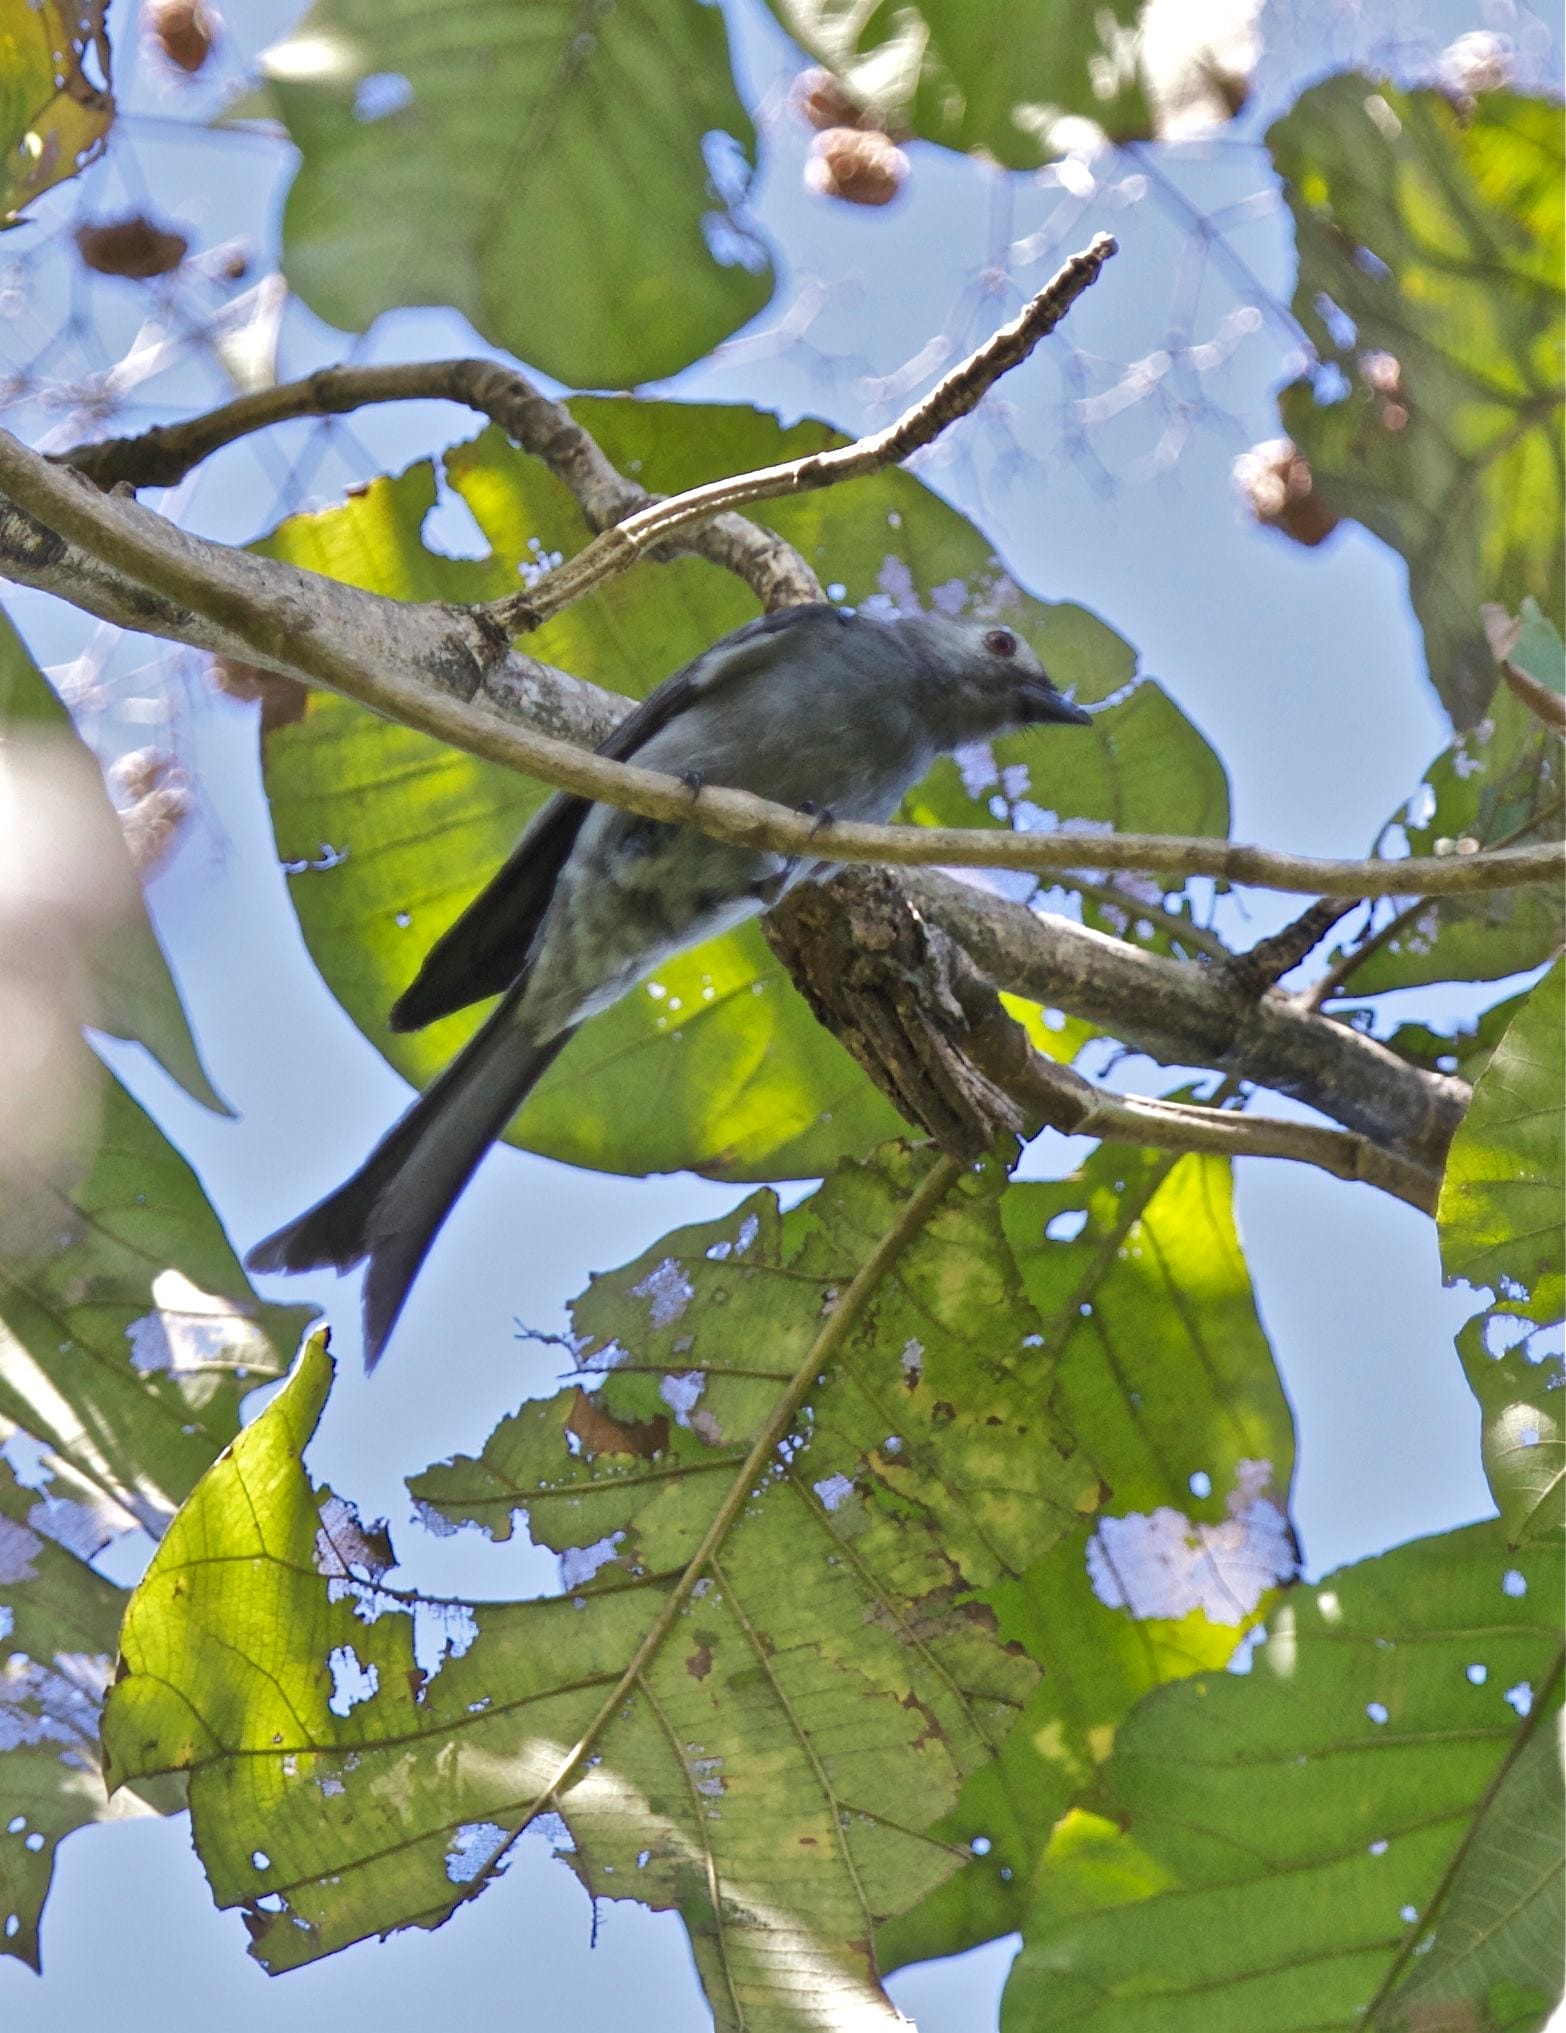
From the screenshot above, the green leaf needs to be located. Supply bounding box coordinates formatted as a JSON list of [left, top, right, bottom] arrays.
[[257, 0, 771, 388], [0, 1063, 308, 1528], [903, 676, 1230, 961], [1384, 1701, 1564, 2030], [0, 607, 226, 1113], [1440, 958, 1565, 1544], [0, 1063, 308, 1964], [0, 1443, 180, 1970], [1270, 81, 1565, 728], [105, 1149, 1098, 2028], [257, 402, 1142, 1179], [880, 1147, 1293, 1967], [1004, 1523, 1564, 2033], [770, 0, 1260, 160], [1338, 677, 1562, 996], [0, 0, 112, 224]]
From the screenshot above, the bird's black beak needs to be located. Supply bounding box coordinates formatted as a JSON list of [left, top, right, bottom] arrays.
[[1018, 675, 1093, 727]]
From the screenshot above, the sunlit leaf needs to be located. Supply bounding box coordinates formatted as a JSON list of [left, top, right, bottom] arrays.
[[881, 1146, 1294, 1966], [1005, 1524, 1564, 2032], [1440, 958, 1564, 1545], [257, 403, 1144, 1179], [105, 1150, 1098, 2028], [0, 0, 112, 225], [254, 0, 771, 387], [1271, 80, 1565, 727]]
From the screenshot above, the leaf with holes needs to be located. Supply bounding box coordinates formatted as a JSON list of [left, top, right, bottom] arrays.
[[250, 0, 770, 388], [1005, 1523, 1564, 2033], [879, 1145, 1294, 1968], [104, 1148, 1098, 2029], [256, 403, 1141, 1180], [1440, 957, 1564, 1546], [1271, 80, 1564, 728]]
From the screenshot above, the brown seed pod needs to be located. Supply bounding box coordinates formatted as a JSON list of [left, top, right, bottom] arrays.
[[804, 127, 908, 209], [147, 0, 216, 75], [1232, 437, 1339, 549], [75, 214, 189, 280], [793, 67, 871, 132], [209, 656, 309, 733]]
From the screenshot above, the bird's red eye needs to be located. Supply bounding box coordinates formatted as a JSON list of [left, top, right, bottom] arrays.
[[983, 628, 1018, 658]]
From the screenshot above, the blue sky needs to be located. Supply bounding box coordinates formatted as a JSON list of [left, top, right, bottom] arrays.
[[1, 0, 1557, 2025]]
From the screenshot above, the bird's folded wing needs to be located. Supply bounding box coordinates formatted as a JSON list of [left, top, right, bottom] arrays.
[[388, 603, 846, 1031]]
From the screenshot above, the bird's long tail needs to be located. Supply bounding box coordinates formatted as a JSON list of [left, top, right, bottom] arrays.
[[246, 995, 571, 1368]]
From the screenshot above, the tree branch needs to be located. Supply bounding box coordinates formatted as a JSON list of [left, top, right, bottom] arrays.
[[766, 869, 1442, 1212], [486, 234, 1121, 632], [56, 357, 821, 615], [1, 429, 1559, 912], [899, 870, 1467, 1167]]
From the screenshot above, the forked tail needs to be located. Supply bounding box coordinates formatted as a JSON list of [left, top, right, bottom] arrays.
[[246, 998, 570, 1368]]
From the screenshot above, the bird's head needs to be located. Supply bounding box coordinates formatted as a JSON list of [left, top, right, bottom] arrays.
[[896, 612, 1093, 747]]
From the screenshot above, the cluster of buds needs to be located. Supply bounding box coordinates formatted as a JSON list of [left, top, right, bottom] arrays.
[[794, 69, 909, 208], [1232, 437, 1339, 548], [146, 0, 218, 76], [107, 747, 194, 877], [1358, 350, 1408, 432]]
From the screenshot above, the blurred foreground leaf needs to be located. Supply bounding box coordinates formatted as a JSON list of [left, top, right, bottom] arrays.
[[255, 0, 770, 387], [0, 607, 224, 1113]]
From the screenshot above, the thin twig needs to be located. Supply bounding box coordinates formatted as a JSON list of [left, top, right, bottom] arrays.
[[1063, 875, 1232, 960], [56, 356, 822, 614], [485, 234, 1121, 632]]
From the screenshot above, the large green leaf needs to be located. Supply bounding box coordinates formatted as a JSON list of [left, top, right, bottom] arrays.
[[257, 402, 1144, 1179], [0, 1064, 308, 1965], [880, 1146, 1293, 1967], [1270, 81, 1565, 728], [105, 1149, 1098, 2029], [1005, 1523, 1564, 2032], [770, 0, 1259, 160], [1440, 958, 1564, 1545], [256, 0, 771, 388], [0, 607, 224, 1113]]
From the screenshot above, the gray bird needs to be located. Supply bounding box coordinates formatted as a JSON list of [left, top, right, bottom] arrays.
[[247, 602, 1091, 1365]]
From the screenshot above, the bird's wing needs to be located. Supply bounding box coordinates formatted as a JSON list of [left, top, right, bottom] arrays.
[[388, 603, 850, 1031]]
